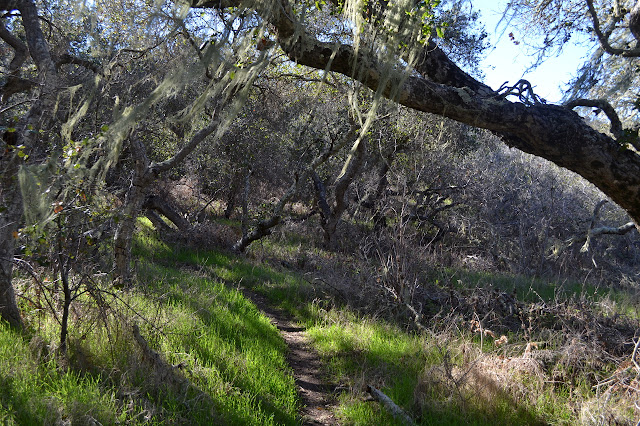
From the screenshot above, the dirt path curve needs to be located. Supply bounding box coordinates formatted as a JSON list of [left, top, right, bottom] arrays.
[[239, 287, 340, 425]]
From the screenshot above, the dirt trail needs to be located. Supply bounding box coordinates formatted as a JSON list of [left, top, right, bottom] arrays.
[[238, 287, 339, 425]]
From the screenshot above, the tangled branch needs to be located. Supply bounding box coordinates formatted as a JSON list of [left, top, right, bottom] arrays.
[[586, 0, 640, 57], [495, 79, 547, 106]]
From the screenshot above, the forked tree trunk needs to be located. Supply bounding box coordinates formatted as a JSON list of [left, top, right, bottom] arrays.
[[112, 118, 222, 283], [312, 136, 366, 246]]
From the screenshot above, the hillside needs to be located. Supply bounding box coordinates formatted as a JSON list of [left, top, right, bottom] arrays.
[[2, 217, 638, 425]]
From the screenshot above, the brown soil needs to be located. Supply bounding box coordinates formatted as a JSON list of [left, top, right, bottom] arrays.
[[238, 287, 340, 425]]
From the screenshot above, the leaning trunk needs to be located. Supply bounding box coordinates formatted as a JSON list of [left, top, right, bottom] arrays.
[[0, 159, 23, 329], [143, 195, 190, 231], [232, 216, 281, 252]]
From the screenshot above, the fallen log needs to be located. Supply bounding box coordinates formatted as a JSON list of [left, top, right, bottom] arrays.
[[366, 385, 416, 425]]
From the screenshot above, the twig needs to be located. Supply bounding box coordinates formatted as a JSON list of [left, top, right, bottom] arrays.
[[632, 336, 640, 373], [495, 79, 546, 106]]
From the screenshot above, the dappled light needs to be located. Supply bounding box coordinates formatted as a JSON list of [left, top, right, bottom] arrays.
[[2, 0, 640, 424]]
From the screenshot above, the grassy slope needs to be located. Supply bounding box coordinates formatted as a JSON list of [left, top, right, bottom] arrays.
[[0, 218, 298, 425], [1, 218, 636, 424]]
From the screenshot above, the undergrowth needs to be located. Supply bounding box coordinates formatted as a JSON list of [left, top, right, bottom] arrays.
[[3, 217, 639, 424]]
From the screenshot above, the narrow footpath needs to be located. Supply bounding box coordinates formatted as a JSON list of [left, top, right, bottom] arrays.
[[238, 288, 339, 425]]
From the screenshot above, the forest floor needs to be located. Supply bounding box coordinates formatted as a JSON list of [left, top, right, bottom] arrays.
[[3, 216, 640, 424]]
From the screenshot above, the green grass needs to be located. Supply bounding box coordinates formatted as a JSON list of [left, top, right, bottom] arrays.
[[1, 217, 299, 424], [169, 228, 622, 425], [6, 217, 632, 424], [0, 326, 125, 424], [167, 246, 550, 424]]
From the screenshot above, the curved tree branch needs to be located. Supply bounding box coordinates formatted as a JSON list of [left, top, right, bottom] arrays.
[[0, 16, 34, 100], [150, 113, 220, 175], [191, 0, 640, 224], [0, 17, 27, 72], [565, 98, 624, 140], [579, 200, 636, 252], [55, 53, 100, 73]]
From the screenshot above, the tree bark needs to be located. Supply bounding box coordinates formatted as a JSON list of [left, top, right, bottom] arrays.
[[224, 172, 242, 219], [113, 173, 149, 286], [143, 195, 190, 231], [112, 116, 224, 283], [311, 134, 366, 245], [232, 216, 281, 252], [367, 385, 415, 426], [0, 0, 61, 328], [0, 155, 24, 329]]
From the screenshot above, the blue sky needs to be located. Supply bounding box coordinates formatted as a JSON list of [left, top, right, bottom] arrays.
[[471, 0, 591, 103]]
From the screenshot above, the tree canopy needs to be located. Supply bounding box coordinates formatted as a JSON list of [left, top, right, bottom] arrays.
[[180, 0, 640, 220]]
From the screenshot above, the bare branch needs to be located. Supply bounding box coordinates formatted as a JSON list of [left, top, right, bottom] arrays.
[[589, 222, 636, 238], [150, 117, 219, 175], [261, 72, 338, 87], [580, 200, 637, 252], [565, 98, 623, 140], [0, 16, 34, 100], [0, 16, 27, 72], [586, 0, 640, 57], [179, 27, 214, 80], [55, 53, 100, 73], [629, 0, 640, 42], [367, 385, 415, 426], [0, 97, 33, 114], [495, 79, 546, 106]]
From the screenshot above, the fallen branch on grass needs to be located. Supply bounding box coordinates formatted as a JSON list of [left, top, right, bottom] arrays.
[[132, 324, 187, 388], [366, 385, 416, 425]]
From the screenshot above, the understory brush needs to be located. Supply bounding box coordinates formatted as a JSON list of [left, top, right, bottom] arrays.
[[243, 219, 640, 425], [4, 216, 639, 425]]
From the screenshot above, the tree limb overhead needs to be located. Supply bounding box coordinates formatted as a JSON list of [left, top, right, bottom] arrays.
[[191, 0, 640, 224]]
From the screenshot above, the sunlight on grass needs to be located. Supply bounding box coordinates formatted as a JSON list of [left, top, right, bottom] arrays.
[[8, 217, 635, 425], [1, 218, 299, 425], [0, 326, 123, 424]]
